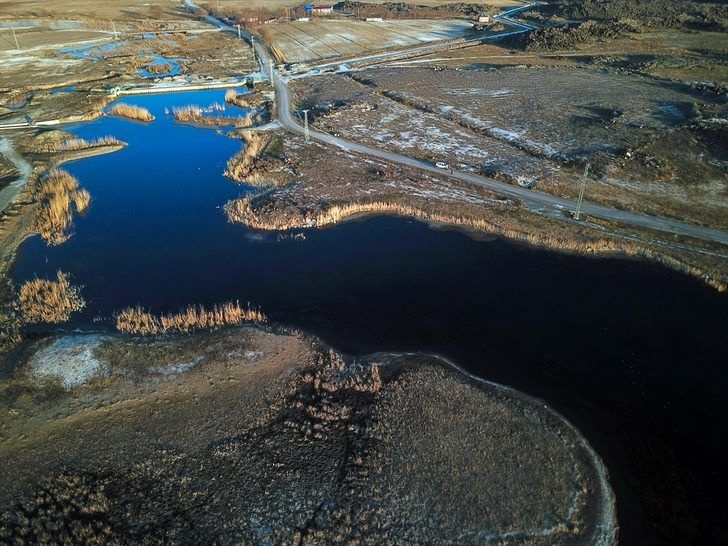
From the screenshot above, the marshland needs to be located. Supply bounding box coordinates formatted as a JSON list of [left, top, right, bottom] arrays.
[[2, 0, 727, 540], [2, 88, 727, 543]]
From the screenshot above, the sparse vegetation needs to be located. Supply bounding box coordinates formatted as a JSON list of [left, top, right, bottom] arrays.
[[115, 301, 267, 335], [110, 103, 155, 122], [34, 169, 91, 245], [15, 271, 85, 324]]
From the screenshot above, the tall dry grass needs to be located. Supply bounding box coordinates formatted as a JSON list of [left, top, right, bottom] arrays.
[[115, 301, 267, 335], [15, 271, 85, 324], [36, 136, 124, 153], [173, 104, 257, 128], [225, 131, 271, 183], [35, 169, 91, 245], [110, 103, 155, 122], [225, 90, 268, 110]]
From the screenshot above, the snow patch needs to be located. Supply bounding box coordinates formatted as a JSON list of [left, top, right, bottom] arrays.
[[30, 335, 112, 388]]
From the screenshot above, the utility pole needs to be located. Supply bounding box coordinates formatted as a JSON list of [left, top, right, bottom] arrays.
[[574, 163, 590, 221], [111, 20, 118, 40], [11, 26, 20, 49], [269, 59, 274, 84], [302, 109, 310, 141], [237, 25, 241, 39]]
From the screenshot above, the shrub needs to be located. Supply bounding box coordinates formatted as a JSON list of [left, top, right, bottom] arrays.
[[110, 103, 155, 122], [35, 169, 91, 244], [15, 271, 85, 324]]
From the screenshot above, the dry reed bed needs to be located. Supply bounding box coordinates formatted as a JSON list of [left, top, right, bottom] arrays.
[[173, 104, 260, 128], [110, 103, 155, 122], [115, 301, 267, 335], [14, 271, 85, 324], [225, 131, 272, 183], [225, 89, 270, 110], [225, 197, 728, 292], [35, 136, 124, 153], [144, 62, 173, 75], [34, 169, 91, 245]]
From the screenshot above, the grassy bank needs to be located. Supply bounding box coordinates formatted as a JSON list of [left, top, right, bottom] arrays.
[[225, 195, 728, 292]]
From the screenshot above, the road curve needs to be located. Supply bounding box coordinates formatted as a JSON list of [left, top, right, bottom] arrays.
[[184, 0, 728, 247]]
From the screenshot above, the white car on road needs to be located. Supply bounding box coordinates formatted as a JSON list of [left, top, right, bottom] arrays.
[[435, 161, 450, 170]]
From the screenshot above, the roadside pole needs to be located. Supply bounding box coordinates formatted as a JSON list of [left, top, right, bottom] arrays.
[[574, 163, 590, 220], [302, 110, 310, 141], [269, 59, 274, 84]]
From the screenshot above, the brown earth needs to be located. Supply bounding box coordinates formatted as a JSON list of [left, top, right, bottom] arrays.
[[0, 326, 616, 544]]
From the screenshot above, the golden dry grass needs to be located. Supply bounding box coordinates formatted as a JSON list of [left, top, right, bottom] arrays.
[[15, 271, 85, 324], [172, 104, 257, 128], [34, 169, 91, 245], [225, 131, 271, 183], [110, 103, 155, 122], [36, 136, 124, 153], [72, 189, 91, 212], [115, 301, 267, 335]]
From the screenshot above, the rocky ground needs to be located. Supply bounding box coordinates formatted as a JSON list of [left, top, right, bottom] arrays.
[[0, 326, 616, 544]]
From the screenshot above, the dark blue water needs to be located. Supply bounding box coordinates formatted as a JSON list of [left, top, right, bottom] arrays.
[[11, 90, 728, 545]]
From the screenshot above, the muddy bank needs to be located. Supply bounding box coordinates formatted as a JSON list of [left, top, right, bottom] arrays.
[[0, 327, 616, 544]]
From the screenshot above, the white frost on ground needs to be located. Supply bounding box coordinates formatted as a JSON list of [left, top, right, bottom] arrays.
[[30, 335, 112, 388], [150, 356, 204, 377]]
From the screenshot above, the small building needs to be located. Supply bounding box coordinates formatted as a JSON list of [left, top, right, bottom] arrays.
[[365, 17, 383, 22], [295, 17, 310, 22], [478, 15, 490, 23], [312, 4, 334, 15]]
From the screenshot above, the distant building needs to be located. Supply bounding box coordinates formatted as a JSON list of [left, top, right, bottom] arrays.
[[478, 15, 490, 23], [295, 17, 310, 22], [365, 17, 383, 22], [312, 4, 334, 15]]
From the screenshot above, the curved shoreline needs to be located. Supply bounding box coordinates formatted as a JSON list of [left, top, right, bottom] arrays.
[[0, 327, 618, 544], [373, 351, 618, 545]]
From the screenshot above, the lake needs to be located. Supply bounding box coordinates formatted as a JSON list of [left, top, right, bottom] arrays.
[[11, 89, 728, 545]]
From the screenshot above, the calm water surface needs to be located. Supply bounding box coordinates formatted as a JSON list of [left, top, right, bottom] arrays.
[[11, 90, 728, 545]]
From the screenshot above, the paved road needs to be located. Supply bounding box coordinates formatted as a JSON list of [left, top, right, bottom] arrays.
[[190, 0, 728, 246]]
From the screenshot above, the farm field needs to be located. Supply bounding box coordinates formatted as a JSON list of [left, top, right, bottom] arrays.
[[267, 19, 474, 63]]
